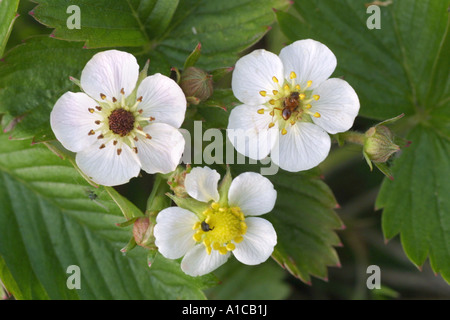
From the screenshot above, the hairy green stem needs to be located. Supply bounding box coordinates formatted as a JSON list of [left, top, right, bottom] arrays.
[[335, 131, 366, 145], [146, 173, 171, 221]]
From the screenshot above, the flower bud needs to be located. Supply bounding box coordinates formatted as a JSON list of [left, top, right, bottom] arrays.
[[133, 217, 156, 249], [364, 125, 400, 163], [180, 67, 213, 104], [167, 166, 190, 198]]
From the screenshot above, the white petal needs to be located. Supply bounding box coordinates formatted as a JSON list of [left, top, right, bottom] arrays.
[[80, 50, 139, 101], [75, 141, 141, 186], [279, 39, 336, 90], [232, 49, 284, 105], [228, 172, 277, 216], [136, 123, 185, 174], [184, 167, 220, 203], [154, 207, 198, 260], [136, 73, 187, 128], [310, 78, 360, 134], [50, 92, 102, 152], [227, 104, 278, 160], [233, 217, 277, 265], [271, 122, 331, 172], [181, 244, 230, 277]]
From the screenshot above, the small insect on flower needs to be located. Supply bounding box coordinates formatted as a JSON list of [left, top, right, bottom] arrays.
[[85, 188, 109, 211], [50, 50, 187, 186], [281, 91, 300, 120], [154, 167, 277, 277], [201, 220, 214, 232], [227, 39, 360, 172]]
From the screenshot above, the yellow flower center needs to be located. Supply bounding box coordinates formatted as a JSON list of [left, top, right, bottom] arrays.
[[192, 202, 247, 255], [257, 71, 321, 135]]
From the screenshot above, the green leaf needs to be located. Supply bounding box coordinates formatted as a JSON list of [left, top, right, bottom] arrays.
[[0, 36, 96, 141], [231, 166, 343, 284], [376, 125, 450, 283], [0, 0, 20, 57], [206, 259, 290, 299], [32, 0, 289, 68], [33, 0, 149, 48], [276, 0, 449, 120], [155, 0, 289, 70], [0, 133, 215, 299]]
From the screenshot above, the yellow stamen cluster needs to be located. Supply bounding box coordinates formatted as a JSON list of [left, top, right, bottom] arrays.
[[192, 203, 247, 255], [256, 71, 322, 135]]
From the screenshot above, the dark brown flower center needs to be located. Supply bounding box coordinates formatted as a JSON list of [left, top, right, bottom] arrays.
[[108, 108, 135, 136]]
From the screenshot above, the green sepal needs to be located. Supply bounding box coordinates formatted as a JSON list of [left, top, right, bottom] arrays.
[[147, 250, 158, 268], [68, 76, 82, 90], [126, 59, 150, 105], [105, 187, 144, 220], [218, 166, 232, 207], [374, 162, 394, 181], [210, 67, 234, 82], [375, 113, 405, 127], [363, 151, 373, 171], [183, 42, 202, 70], [187, 96, 202, 105], [171, 67, 181, 84], [115, 217, 139, 228], [120, 237, 137, 254]]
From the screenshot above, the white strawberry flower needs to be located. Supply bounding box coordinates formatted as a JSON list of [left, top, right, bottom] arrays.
[[51, 50, 186, 186], [227, 39, 360, 172], [154, 167, 277, 277]]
